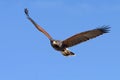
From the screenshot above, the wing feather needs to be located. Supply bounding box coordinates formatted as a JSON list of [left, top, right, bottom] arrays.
[[62, 26, 110, 48], [24, 8, 53, 40]]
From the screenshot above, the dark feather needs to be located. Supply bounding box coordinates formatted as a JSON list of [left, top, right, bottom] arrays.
[[24, 8, 53, 40], [62, 26, 110, 48]]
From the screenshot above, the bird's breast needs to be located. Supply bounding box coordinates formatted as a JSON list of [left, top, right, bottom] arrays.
[[50, 41, 65, 51], [51, 44, 65, 51]]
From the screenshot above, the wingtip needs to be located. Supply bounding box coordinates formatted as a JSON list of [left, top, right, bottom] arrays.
[[97, 25, 110, 33], [24, 8, 29, 17]]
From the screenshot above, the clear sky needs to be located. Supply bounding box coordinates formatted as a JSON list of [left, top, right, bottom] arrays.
[[0, 0, 120, 80]]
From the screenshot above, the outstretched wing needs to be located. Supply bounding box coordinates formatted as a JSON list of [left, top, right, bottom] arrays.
[[24, 8, 53, 40], [62, 26, 110, 48]]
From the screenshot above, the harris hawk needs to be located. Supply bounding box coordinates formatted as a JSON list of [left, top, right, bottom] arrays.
[[24, 8, 110, 56]]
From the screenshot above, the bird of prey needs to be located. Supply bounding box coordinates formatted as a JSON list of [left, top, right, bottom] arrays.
[[24, 8, 110, 56]]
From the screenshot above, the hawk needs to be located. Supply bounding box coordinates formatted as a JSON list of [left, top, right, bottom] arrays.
[[24, 8, 110, 56]]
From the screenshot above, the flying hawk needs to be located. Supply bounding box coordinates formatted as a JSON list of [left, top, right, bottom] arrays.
[[24, 8, 110, 56]]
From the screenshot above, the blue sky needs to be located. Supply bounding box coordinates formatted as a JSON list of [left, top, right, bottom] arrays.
[[0, 0, 120, 80]]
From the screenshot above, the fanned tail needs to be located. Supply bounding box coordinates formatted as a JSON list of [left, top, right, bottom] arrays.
[[61, 48, 75, 56]]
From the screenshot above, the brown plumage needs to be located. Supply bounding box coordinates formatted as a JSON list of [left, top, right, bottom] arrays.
[[24, 8, 110, 56], [62, 27, 109, 48]]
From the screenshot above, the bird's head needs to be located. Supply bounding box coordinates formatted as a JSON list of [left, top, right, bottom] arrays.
[[51, 40, 62, 46], [50, 40, 63, 50]]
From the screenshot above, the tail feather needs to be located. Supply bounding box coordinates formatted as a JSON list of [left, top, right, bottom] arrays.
[[61, 48, 75, 56]]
